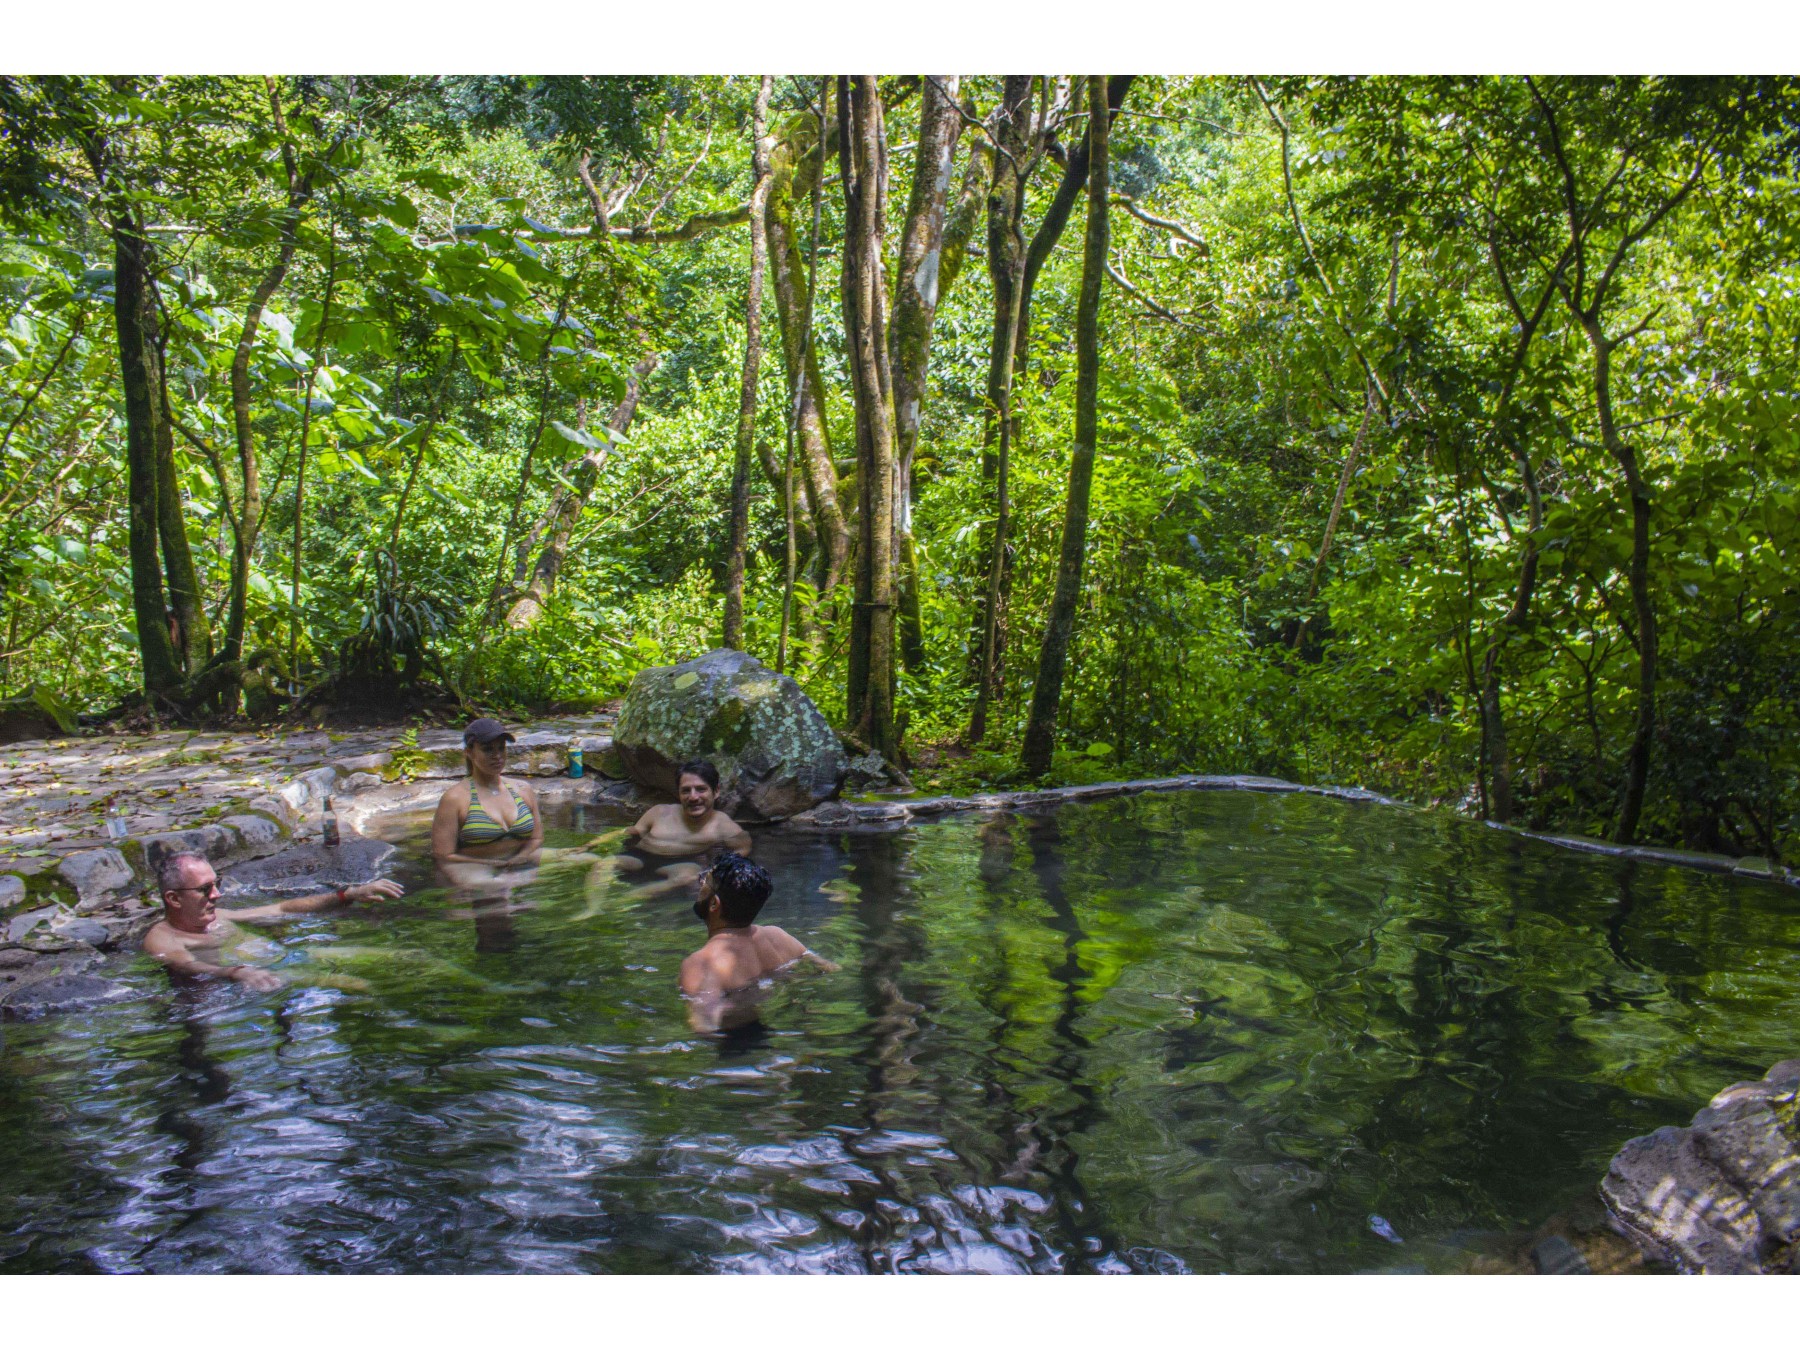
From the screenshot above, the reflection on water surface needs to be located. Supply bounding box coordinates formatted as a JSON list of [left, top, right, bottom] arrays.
[[2, 789, 1797, 1273]]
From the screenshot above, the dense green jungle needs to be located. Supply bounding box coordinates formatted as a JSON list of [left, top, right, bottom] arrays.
[[2, 75, 1797, 860]]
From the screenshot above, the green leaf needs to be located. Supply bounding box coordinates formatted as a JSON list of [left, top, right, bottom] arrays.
[[551, 420, 604, 450], [1084, 742, 1114, 758], [29, 684, 78, 735], [673, 672, 699, 690]]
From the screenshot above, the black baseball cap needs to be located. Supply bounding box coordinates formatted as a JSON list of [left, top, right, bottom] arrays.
[[463, 717, 516, 746]]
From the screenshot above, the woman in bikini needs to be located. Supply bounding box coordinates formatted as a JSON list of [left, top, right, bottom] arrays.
[[431, 718, 544, 898]]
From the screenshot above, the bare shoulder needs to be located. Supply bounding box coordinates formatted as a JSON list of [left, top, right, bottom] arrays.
[[679, 943, 727, 994], [754, 924, 806, 960], [436, 780, 471, 812], [511, 777, 539, 805]]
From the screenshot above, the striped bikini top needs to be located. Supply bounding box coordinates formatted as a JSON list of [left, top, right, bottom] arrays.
[[460, 779, 535, 846]]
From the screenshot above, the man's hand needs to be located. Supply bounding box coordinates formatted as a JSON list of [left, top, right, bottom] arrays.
[[346, 879, 404, 904], [230, 965, 284, 992]]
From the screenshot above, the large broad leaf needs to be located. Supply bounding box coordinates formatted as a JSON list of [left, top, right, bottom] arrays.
[[29, 684, 78, 735], [399, 168, 467, 198], [551, 420, 605, 450]]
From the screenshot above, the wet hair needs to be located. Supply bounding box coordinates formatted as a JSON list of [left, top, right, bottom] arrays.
[[707, 852, 772, 927], [676, 759, 720, 791], [155, 850, 211, 896]]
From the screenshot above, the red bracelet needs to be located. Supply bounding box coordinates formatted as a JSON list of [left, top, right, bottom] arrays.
[[335, 887, 349, 903]]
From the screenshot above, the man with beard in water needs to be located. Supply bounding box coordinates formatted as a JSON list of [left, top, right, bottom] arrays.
[[598, 760, 751, 899], [142, 850, 403, 990], [625, 759, 751, 858], [679, 852, 837, 1031]]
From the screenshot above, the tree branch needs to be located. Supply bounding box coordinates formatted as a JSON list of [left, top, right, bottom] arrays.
[[1112, 193, 1209, 253]]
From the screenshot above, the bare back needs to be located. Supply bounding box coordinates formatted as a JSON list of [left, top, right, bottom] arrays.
[[679, 923, 808, 997]]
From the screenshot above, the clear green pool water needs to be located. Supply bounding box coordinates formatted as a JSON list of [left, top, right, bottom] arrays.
[[2, 789, 1796, 1273]]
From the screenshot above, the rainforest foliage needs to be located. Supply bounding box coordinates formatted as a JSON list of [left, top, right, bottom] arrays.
[[2, 75, 1798, 858]]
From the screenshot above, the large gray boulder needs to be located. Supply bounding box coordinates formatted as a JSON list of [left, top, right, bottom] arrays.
[[1602, 1058, 1800, 1273], [613, 649, 848, 821]]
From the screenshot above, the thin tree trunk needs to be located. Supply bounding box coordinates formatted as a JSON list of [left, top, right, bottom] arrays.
[[724, 76, 774, 651], [387, 349, 459, 555], [1288, 379, 1376, 653], [838, 75, 899, 758], [1585, 323, 1657, 843], [483, 282, 573, 629], [966, 76, 1036, 706], [1022, 77, 1111, 777], [775, 86, 827, 675], [766, 92, 850, 623], [1016, 75, 1136, 380], [0, 307, 84, 461], [506, 353, 659, 628], [152, 297, 210, 677], [288, 205, 338, 688], [221, 79, 317, 673], [890, 75, 964, 672]]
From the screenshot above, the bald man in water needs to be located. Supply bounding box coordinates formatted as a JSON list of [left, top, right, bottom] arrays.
[[142, 850, 403, 991]]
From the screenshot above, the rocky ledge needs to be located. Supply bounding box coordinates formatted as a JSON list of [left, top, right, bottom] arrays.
[[1603, 1058, 1800, 1274]]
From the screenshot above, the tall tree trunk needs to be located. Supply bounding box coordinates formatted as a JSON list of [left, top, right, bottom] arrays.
[[483, 282, 573, 629], [1478, 445, 1542, 824], [385, 345, 458, 554], [968, 75, 1136, 713], [289, 206, 339, 686], [765, 95, 850, 624], [1016, 75, 1136, 376], [724, 77, 774, 651], [219, 80, 316, 684], [1022, 77, 1111, 777], [1584, 323, 1657, 843], [111, 222, 183, 698], [838, 76, 899, 758], [966, 76, 1036, 711], [889, 76, 964, 672], [506, 353, 659, 628], [151, 289, 210, 677]]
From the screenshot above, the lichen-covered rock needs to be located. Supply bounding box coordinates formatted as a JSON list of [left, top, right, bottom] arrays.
[[1602, 1058, 1800, 1273], [0, 873, 25, 911], [613, 649, 848, 821]]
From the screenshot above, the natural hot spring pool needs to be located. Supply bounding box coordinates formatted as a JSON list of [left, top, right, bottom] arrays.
[[2, 788, 1796, 1273]]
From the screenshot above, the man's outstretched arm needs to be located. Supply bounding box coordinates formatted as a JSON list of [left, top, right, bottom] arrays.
[[229, 879, 405, 921]]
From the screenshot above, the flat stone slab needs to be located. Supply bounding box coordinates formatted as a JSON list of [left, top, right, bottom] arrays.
[[220, 839, 396, 895]]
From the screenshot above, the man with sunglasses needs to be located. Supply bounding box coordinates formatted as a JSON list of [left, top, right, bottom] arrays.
[[142, 850, 403, 991]]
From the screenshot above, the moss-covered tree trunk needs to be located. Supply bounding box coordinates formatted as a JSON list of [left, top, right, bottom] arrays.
[[111, 221, 184, 699], [889, 75, 964, 672], [1023, 77, 1111, 776], [838, 75, 899, 759], [724, 77, 775, 651], [765, 98, 850, 628], [966, 76, 1036, 726], [152, 314, 211, 679]]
